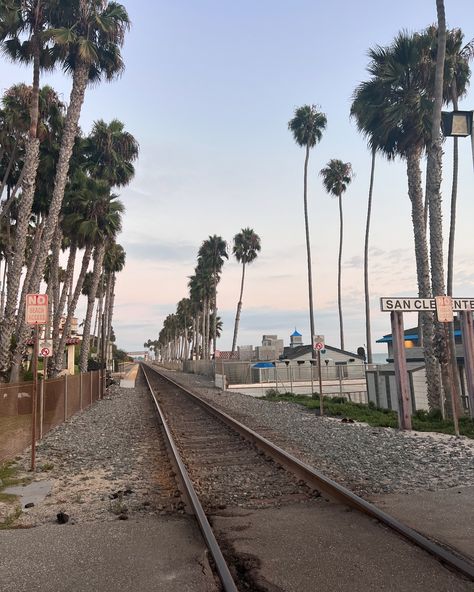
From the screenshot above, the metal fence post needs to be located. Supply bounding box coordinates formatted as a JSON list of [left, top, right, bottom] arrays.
[[39, 378, 44, 441], [64, 374, 68, 421], [80, 372, 83, 410], [90, 371, 93, 405]]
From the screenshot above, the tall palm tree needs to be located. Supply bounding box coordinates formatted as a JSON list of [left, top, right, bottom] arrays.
[[84, 118, 139, 186], [0, 1, 59, 379], [102, 241, 125, 367], [78, 192, 124, 372], [198, 235, 228, 358], [319, 160, 353, 351], [288, 105, 327, 355], [353, 32, 442, 409], [13, 1, 131, 372], [231, 228, 261, 353]]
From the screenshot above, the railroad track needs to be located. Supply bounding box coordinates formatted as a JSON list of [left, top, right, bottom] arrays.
[[141, 363, 474, 591]]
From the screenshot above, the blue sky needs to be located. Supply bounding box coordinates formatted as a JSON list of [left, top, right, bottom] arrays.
[[2, 1, 474, 354]]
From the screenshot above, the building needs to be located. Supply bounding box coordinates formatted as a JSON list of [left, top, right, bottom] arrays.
[[255, 335, 284, 361]]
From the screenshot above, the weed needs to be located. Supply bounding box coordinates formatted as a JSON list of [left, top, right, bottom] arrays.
[[40, 462, 54, 472], [264, 392, 474, 438]]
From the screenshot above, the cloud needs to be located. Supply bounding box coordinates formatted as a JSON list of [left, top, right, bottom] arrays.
[[122, 238, 197, 263], [344, 255, 363, 269]]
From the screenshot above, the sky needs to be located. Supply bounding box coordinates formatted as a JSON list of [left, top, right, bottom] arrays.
[[2, 0, 474, 355]]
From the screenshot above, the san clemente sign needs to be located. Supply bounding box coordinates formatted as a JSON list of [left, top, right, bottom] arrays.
[[380, 297, 474, 312]]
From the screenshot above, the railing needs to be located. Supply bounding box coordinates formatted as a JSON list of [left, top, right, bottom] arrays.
[[0, 370, 104, 462]]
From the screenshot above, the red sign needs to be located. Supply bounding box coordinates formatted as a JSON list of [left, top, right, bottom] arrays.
[[435, 296, 454, 323], [26, 294, 48, 325]]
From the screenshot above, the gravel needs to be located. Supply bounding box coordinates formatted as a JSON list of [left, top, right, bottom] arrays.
[[3, 366, 473, 528], [1, 378, 179, 526], [159, 368, 474, 497]]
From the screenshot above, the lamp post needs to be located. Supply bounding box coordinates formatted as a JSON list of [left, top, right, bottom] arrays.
[[441, 110, 474, 172]]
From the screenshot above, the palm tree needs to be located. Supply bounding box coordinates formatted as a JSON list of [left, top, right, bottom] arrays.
[[433, 27, 474, 296], [353, 32, 442, 409], [14, 1, 131, 373], [0, 1, 57, 379], [103, 241, 125, 367], [84, 118, 139, 186], [288, 105, 327, 356], [319, 160, 353, 351], [78, 192, 124, 372], [198, 235, 228, 358], [231, 228, 261, 353]]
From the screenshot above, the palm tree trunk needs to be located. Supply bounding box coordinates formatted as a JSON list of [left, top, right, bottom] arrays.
[[231, 261, 246, 354], [447, 94, 459, 296], [79, 243, 106, 372], [0, 141, 18, 202], [406, 147, 441, 410], [364, 149, 376, 364], [105, 273, 117, 367], [0, 138, 40, 379], [51, 244, 93, 376], [427, 2, 461, 416], [0, 164, 26, 224], [10, 64, 90, 379], [52, 243, 77, 354], [212, 269, 218, 357], [337, 193, 345, 351], [303, 144, 316, 356]]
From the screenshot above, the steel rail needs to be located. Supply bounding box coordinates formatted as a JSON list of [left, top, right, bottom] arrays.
[[141, 365, 238, 592], [145, 363, 474, 582]]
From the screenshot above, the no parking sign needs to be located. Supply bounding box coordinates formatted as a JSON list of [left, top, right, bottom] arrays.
[[39, 340, 53, 357]]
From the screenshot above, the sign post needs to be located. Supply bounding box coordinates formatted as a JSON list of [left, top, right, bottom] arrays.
[[381, 296, 474, 431], [26, 294, 48, 470], [390, 311, 412, 430], [313, 335, 325, 415]]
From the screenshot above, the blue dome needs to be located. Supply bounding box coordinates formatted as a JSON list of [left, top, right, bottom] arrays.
[[291, 329, 302, 337]]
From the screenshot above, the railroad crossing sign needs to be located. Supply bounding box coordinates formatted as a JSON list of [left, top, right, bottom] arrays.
[[26, 294, 48, 325], [39, 340, 53, 358]]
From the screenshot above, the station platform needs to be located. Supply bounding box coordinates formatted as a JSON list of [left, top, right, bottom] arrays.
[[120, 364, 139, 388]]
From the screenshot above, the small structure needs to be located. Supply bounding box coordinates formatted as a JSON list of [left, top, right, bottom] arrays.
[[290, 329, 303, 348], [256, 335, 284, 361]]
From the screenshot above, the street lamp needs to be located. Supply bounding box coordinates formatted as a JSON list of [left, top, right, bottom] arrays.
[[441, 110, 474, 171]]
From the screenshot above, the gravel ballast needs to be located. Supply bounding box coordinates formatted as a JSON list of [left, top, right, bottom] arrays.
[[2, 366, 474, 528], [158, 368, 474, 497], [1, 377, 179, 526]]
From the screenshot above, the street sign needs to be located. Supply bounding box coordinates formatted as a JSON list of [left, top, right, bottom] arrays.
[[380, 297, 474, 312], [26, 294, 48, 325], [39, 340, 53, 357], [312, 334, 325, 349], [435, 296, 454, 323]]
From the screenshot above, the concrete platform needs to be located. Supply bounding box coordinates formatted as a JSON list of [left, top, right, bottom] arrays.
[[369, 485, 474, 561], [120, 364, 139, 389], [212, 503, 473, 591], [0, 517, 217, 592]]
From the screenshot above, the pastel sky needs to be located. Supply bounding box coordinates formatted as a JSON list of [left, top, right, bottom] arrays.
[[2, 1, 474, 354]]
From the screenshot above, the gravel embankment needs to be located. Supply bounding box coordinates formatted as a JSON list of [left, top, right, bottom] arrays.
[[1, 377, 179, 527], [159, 368, 474, 497]]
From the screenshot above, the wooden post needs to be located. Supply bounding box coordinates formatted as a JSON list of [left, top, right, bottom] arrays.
[[390, 311, 412, 430], [460, 311, 474, 418]]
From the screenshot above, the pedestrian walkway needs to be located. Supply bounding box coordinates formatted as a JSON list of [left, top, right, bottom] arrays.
[[120, 364, 139, 388]]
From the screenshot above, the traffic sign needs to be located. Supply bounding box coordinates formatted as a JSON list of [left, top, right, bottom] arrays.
[[435, 295, 454, 323], [26, 294, 48, 325], [39, 340, 53, 357], [312, 334, 325, 350]]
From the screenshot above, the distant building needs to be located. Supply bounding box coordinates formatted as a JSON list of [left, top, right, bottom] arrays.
[[290, 329, 303, 348], [256, 335, 284, 360]]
